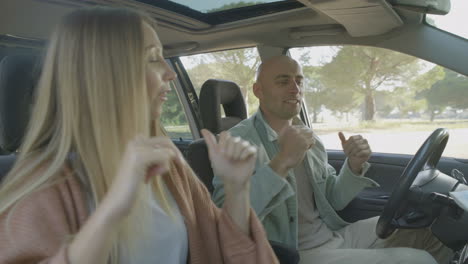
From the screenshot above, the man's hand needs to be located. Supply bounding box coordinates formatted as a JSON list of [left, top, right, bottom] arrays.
[[270, 125, 315, 177], [338, 132, 372, 175]]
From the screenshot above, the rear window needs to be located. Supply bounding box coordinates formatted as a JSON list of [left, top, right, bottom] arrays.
[[180, 47, 261, 116]]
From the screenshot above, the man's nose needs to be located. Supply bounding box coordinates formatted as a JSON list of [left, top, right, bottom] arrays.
[[289, 81, 301, 94]]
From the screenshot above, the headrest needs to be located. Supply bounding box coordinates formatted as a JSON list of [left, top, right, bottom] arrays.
[[199, 79, 247, 134], [0, 54, 40, 153]]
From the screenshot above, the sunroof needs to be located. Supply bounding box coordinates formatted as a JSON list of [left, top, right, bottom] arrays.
[[135, 0, 304, 25], [168, 0, 285, 13]]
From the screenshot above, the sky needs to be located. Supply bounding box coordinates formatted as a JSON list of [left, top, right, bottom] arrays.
[[427, 0, 468, 39]]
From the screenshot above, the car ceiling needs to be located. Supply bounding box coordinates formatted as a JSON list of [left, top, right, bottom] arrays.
[[0, 0, 425, 57]]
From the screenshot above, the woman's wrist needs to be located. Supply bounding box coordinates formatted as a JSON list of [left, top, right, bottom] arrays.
[[223, 184, 251, 235], [224, 180, 250, 196]]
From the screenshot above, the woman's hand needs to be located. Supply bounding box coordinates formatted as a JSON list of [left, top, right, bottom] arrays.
[[104, 136, 177, 220], [201, 129, 257, 192], [202, 129, 257, 235], [69, 136, 177, 264]]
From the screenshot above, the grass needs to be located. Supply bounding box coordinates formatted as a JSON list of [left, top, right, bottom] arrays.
[[312, 119, 468, 134], [163, 119, 468, 138], [165, 125, 192, 139]]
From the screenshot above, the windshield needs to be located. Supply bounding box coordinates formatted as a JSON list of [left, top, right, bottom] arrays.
[[426, 0, 468, 39]]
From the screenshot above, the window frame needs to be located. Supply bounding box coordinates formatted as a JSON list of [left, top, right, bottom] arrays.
[[164, 58, 201, 139]]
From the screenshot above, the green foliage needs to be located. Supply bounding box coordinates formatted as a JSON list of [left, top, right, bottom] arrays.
[[319, 46, 420, 120], [184, 48, 260, 115], [374, 91, 394, 117], [409, 65, 445, 93], [394, 88, 427, 117], [429, 69, 468, 109], [419, 68, 468, 120], [207, 1, 264, 13], [161, 84, 186, 126], [302, 65, 327, 122]]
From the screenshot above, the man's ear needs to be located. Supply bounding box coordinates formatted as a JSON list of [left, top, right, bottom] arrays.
[[253, 82, 262, 100]]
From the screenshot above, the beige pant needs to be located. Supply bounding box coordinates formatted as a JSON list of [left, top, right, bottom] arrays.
[[299, 216, 453, 264]]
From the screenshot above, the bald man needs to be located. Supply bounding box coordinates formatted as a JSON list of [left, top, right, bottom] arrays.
[[212, 55, 452, 264]]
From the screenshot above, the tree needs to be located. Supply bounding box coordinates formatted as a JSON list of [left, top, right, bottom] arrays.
[[302, 65, 326, 123], [420, 68, 468, 121], [324, 85, 361, 121], [184, 62, 218, 93], [374, 91, 395, 118], [319, 46, 420, 121], [390, 86, 427, 117], [184, 48, 260, 115], [161, 84, 186, 126], [374, 66, 444, 119]]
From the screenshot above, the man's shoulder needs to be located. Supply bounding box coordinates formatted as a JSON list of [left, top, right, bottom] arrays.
[[228, 116, 256, 138]]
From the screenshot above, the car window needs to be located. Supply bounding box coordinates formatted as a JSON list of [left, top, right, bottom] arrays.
[[180, 47, 261, 117], [160, 81, 193, 140], [290, 46, 468, 159]]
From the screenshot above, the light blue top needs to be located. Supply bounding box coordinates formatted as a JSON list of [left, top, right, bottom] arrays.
[[121, 182, 188, 264]]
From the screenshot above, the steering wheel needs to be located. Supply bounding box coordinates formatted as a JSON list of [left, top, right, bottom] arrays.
[[376, 128, 449, 239]]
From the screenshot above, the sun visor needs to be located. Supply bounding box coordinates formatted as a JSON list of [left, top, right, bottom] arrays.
[[389, 0, 451, 15], [297, 0, 403, 37]]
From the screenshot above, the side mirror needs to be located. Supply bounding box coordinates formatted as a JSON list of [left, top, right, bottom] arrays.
[[389, 0, 451, 15]]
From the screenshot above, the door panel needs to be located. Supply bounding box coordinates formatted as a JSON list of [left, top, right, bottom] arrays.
[[173, 138, 192, 159], [328, 150, 468, 222]]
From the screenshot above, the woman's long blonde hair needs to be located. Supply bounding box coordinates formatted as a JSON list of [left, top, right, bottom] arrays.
[[0, 7, 170, 263]]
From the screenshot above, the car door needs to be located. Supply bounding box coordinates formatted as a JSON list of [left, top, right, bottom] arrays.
[[329, 152, 468, 222]]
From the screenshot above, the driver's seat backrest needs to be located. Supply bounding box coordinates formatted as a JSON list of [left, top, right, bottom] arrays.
[[187, 79, 247, 193], [0, 54, 41, 182]]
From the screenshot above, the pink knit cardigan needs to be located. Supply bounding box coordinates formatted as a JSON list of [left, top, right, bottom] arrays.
[[0, 160, 278, 264]]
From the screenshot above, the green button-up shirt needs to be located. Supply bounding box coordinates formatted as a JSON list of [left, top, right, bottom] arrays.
[[212, 110, 379, 249]]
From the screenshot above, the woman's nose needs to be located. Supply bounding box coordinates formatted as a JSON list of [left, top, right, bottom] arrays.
[[163, 61, 177, 81]]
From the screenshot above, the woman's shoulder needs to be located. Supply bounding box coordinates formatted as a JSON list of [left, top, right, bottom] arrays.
[[0, 163, 87, 262], [1, 163, 89, 236]]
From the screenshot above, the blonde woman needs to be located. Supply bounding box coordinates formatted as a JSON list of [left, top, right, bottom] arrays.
[[0, 7, 278, 264]]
